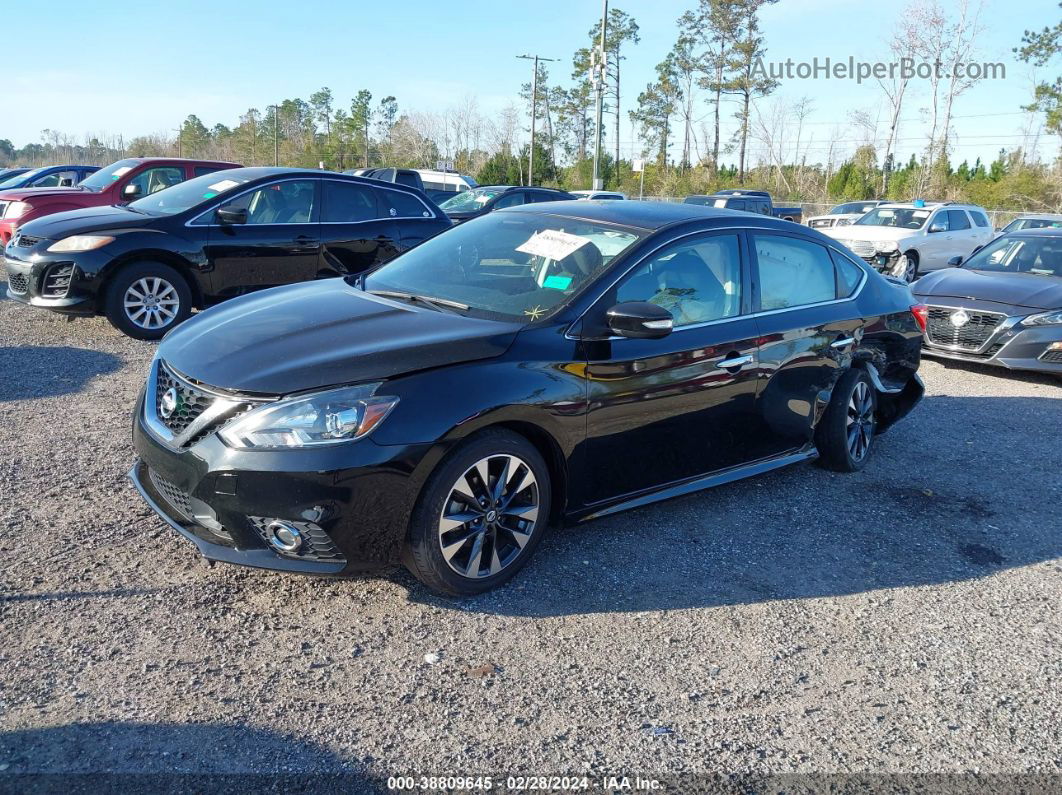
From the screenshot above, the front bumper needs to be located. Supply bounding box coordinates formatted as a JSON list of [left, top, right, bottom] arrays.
[[131, 391, 434, 575], [2, 245, 102, 315]]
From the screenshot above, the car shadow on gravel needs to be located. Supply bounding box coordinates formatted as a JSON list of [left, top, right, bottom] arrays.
[[404, 393, 1062, 618], [0, 346, 122, 402], [0, 722, 386, 792], [927, 356, 1062, 388], [0, 586, 177, 604]]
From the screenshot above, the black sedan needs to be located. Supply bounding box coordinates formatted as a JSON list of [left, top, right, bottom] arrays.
[[129, 202, 925, 595], [439, 185, 576, 223], [914, 229, 1062, 374], [3, 168, 450, 339]]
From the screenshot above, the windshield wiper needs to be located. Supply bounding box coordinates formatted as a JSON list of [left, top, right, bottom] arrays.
[[368, 290, 469, 314]]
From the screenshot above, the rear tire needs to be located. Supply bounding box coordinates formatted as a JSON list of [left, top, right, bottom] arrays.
[[406, 430, 551, 596], [103, 261, 192, 341], [815, 368, 878, 472]]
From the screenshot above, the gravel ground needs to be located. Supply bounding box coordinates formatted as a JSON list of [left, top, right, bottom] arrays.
[[0, 277, 1060, 793]]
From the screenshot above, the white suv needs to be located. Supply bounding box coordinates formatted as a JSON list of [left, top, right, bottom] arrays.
[[825, 202, 994, 282]]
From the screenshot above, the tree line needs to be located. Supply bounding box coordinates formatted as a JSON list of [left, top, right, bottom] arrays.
[[1, 1, 1058, 211]]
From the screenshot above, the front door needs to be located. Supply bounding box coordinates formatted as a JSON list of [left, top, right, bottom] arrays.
[[204, 178, 321, 296], [319, 178, 400, 276], [583, 231, 761, 504]]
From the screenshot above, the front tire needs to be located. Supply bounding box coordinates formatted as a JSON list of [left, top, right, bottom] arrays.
[[406, 430, 551, 596], [103, 261, 192, 341], [816, 368, 878, 472], [893, 251, 919, 283]]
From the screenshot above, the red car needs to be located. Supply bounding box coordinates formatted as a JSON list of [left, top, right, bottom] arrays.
[[0, 157, 239, 245]]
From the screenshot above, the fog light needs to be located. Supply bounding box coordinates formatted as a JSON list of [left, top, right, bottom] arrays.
[[265, 521, 303, 553]]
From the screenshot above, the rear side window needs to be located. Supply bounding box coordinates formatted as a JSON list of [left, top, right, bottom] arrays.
[[323, 180, 380, 222], [493, 192, 527, 209], [753, 234, 838, 310], [727, 199, 747, 211], [829, 249, 865, 297], [969, 210, 990, 228], [195, 166, 227, 177], [947, 210, 971, 230], [394, 171, 420, 189], [380, 189, 432, 219]]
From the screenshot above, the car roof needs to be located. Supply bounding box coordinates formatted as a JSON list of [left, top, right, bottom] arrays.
[[1007, 227, 1062, 237], [497, 199, 799, 231], [207, 166, 433, 196], [878, 201, 982, 209], [1013, 213, 1062, 220]]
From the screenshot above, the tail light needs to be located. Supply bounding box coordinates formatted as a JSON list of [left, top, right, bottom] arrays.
[[911, 304, 928, 333]]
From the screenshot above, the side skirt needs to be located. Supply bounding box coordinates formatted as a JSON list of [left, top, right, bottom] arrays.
[[573, 447, 819, 523]]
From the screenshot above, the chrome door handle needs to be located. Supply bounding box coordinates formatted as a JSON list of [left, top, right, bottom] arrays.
[[717, 354, 753, 369], [831, 337, 856, 349]]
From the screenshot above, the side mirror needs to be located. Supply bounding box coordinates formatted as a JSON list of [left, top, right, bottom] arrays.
[[606, 301, 674, 339], [947, 255, 963, 267], [121, 183, 141, 200], [216, 206, 248, 225], [928, 222, 947, 233], [59, 178, 74, 187]]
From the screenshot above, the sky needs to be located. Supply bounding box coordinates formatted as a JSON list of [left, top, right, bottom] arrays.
[[4, 0, 1057, 168]]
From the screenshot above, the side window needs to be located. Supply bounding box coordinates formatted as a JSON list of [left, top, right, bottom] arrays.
[[220, 180, 317, 224], [929, 211, 950, 232], [969, 210, 990, 228], [829, 249, 865, 298], [322, 180, 379, 223], [380, 189, 431, 218], [615, 234, 743, 327], [727, 199, 747, 211], [948, 210, 971, 230], [753, 234, 838, 310], [128, 166, 185, 197], [194, 166, 226, 178], [493, 192, 527, 209], [31, 173, 63, 187]]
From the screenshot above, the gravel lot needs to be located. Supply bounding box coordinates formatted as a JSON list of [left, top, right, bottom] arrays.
[[1, 274, 1060, 792]]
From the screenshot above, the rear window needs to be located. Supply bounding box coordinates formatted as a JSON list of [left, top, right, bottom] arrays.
[[381, 189, 433, 219], [969, 210, 990, 228], [322, 180, 379, 223]]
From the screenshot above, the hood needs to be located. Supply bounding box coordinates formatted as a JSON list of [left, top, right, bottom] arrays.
[[913, 268, 1062, 310], [0, 186, 88, 202], [826, 224, 915, 243], [159, 279, 522, 394], [17, 205, 155, 240]]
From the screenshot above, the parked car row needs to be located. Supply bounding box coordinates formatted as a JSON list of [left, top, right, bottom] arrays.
[[683, 190, 803, 224]]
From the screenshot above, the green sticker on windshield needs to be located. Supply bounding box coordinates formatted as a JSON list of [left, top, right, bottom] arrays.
[[202, 192, 217, 199], [543, 274, 573, 290]]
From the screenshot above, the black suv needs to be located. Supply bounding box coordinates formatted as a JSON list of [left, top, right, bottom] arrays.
[[439, 185, 576, 223], [4, 168, 451, 339]]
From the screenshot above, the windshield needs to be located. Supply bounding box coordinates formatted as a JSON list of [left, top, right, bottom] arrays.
[[440, 187, 509, 212], [963, 235, 1062, 277], [0, 168, 44, 188], [1002, 217, 1062, 233], [855, 207, 930, 230], [128, 170, 251, 216], [79, 159, 141, 192], [832, 202, 879, 215], [364, 212, 644, 322]]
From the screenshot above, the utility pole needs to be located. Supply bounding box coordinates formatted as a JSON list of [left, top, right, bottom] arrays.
[[591, 0, 608, 190], [517, 54, 556, 186], [272, 104, 279, 166]]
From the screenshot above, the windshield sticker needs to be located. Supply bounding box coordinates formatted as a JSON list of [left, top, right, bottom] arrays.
[[516, 229, 590, 261], [110, 166, 133, 180], [475, 195, 491, 203], [912, 210, 930, 218], [207, 179, 241, 193], [877, 209, 895, 217], [543, 274, 573, 290], [202, 192, 218, 199]]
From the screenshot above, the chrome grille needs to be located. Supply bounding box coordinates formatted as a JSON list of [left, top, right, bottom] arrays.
[[7, 271, 28, 294], [149, 469, 193, 519], [846, 240, 877, 257], [155, 362, 214, 435], [247, 516, 347, 563], [1039, 350, 1062, 363], [926, 306, 1006, 350], [809, 218, 835, 228], [15, 234, 40, 248]]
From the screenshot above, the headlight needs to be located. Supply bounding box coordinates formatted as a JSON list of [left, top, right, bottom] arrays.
[[218, 383, 399, 449], [46, 235, 116, 253], [4, 201, 28, 219], [1023, 309, 1062, 326], [875, 241, 899, 253]]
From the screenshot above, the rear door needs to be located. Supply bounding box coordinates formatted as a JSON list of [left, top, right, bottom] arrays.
[[749, 231, 868, 457], [203, 178, 321, 295], [583, 231, 762, 504], [319, 178, 400, 275], [947, 209, 979, 260]]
